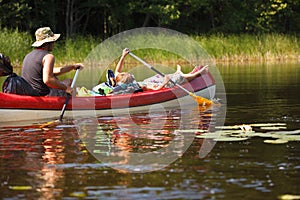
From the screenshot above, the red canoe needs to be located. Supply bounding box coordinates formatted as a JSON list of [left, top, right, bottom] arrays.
[[0, 72, 215, 124]]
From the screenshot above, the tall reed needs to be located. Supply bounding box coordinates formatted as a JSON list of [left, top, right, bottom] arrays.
[[0, 28, 99, 67], [54, 35, 100, 66], [0, 28, 299, 67], [0, 28, 33, 66], [195, 33, 300, 63]]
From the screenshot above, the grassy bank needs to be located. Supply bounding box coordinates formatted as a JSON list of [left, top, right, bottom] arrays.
[[0, 28, 299, 67], [0, 28, 99, 67], [196, 34, 300, 63]]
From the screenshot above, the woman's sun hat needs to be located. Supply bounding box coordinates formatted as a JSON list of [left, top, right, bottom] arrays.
[[32, 27, 60, 47]]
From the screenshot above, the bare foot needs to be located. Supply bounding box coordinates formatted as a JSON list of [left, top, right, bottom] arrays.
[[176, 64, 182, 73], [200, 65, 209, 74], [192, 65, 209, 76]]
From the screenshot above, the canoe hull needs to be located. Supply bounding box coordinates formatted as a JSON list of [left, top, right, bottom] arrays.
[[0, 73, 216, 124]]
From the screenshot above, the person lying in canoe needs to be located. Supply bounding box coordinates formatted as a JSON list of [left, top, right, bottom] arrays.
[[109, 48, 208, 95], [22, 27, 84, 97], [91, 69, 116, 95]]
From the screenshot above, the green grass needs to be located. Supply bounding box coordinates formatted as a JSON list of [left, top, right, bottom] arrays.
[[0, 28, 33, 65], [195, 33, 300, 63], [54, 35, 100, 65], [0, 28, 99, 67], [0, 28, 299, 68]]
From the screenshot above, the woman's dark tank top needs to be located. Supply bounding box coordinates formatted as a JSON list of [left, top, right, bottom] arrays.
[[22, 49, 50, 96]]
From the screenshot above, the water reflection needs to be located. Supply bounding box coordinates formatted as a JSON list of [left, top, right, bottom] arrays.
[[76, 105, 218, 173], [219, 63, 300, 127], [0, 104, 222, 198], [0, 63, 299, 199], [0, 125, 87, 199]]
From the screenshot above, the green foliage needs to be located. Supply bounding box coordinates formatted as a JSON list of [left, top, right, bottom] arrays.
[[0, 28, 32, 65], [53, 35, 101, 65], [0, 28, 299, 67], [195, 33, 300, 62], [128, 0, 181, 26], [0, 0, 32, 29], [1, 0, 300, 36], [0, 28, 99, 67]]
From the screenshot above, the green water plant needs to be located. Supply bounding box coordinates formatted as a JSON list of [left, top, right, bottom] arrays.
[[183, 123, 300, 144]]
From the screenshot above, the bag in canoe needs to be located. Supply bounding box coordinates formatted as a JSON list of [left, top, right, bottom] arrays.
[[0, 53, 13, 76], [1, 53, 38, 96]]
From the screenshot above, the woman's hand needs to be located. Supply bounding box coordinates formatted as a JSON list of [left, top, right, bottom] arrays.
[[65, 85, 73, 95], [122, 48, 130, 57], [115, 48, 130, 75]]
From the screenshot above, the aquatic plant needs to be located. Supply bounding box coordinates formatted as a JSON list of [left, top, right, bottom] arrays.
[[179, 123, 300, 144]]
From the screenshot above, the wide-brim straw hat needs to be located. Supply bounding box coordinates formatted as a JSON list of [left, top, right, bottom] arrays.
[[32, 27, 60, 47]]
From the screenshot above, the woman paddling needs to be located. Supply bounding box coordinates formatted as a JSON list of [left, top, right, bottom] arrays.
[[22, 27, 84, 96]]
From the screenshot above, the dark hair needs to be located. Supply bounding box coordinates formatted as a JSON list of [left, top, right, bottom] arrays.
[[39, 41, 54, 48]]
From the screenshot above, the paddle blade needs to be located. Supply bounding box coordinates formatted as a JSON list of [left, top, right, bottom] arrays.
[[39, 120, 60, 129], [189, 92, 213, 106]]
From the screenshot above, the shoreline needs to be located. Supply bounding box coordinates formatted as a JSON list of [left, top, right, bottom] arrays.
[[1, 28, 299, 68], [11, 57, 300, 69]]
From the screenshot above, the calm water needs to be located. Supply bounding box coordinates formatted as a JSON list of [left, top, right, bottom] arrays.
[[0, 63, 299, 199]]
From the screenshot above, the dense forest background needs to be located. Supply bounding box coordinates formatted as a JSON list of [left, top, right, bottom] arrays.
[[1, 0, 300, 38]]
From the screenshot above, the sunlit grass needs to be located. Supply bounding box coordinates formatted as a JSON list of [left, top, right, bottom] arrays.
[[0, 28, 33, 65], [0, 28, 99, 67], [0, 28, 299, 68], [54, 35, 100, 66], [195, 33, 300, 63]]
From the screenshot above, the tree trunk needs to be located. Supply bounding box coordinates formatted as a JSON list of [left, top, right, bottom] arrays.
[[65, 0, 74, 37], [143, 13, 151, 27]]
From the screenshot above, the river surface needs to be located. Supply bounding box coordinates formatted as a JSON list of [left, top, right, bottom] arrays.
[[0, 63, 299, 199]]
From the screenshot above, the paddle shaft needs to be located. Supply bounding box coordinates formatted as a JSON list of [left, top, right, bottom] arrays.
[[129, 52, 196, 95], [59, 68, 80, 122]]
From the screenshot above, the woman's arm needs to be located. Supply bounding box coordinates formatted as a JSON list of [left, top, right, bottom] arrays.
[[42, 54, 72, 93], [53, 63, 83, 76], [115, 48, 129, 76]]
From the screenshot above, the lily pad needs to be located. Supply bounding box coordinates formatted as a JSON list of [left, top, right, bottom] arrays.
[[277, 135, 300, 141], [260, 126, 287, 130], [240, 132, 261, 137], [249, 123, 286, 127], [264, 139, 288, 144], [197, 123, 299, 143], [195, 132, 221, 139], [225, 130, 252, 134], [250, 133, 279, 138], [176, 129, 207, 133], [213, 137, 248, 142], [278, 194, 300, 200], [70, 191, 86, 198], [270, 130, 300, 135], [9, 186, 32, 190], [215, 125, 240, 130]]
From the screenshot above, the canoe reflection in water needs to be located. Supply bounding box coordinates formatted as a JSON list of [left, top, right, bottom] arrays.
[[0, 126, 88, 199], [76, 105, 218, 173]]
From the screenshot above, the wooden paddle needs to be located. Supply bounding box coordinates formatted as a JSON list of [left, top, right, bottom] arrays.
[[129, 52, 213, 106]]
